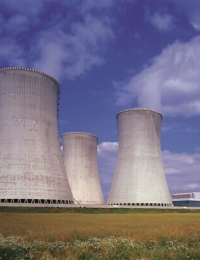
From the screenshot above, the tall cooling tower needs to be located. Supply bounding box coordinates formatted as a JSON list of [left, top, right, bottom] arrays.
[[0, 67, 73, 204], [107, 108, 172, 206], [62, 132, 105, 204]]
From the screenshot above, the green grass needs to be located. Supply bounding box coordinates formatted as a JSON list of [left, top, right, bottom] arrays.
[[0, 207, 200, 259], [0, 206, 200, 214]]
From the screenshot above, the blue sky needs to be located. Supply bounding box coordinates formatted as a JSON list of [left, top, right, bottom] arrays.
[[0, 0, 200, 200]]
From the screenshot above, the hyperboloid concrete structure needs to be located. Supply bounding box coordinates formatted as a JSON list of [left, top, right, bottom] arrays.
[[0, 67, 73, 204], [107, 108, 172, 206], [62, 132, 105, 204]]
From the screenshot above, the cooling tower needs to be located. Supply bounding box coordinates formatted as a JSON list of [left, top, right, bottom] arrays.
[[0, 67, 73, 204], [107, 108, 172, 206], [62, 132, 105, 204]]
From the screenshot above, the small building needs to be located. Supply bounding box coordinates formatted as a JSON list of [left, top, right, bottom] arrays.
[[172, 192, 200, 207]]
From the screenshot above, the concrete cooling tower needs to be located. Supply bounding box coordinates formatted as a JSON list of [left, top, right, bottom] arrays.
[[0, 67, 73, 204], [107, 108, 172, 206], [62, 132, 105, 204]]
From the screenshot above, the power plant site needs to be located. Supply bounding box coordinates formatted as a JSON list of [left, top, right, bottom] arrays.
[[0, 67, 198, 208]]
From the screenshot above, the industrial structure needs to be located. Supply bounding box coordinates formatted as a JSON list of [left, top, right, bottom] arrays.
[[172, 192, 200, 207], [62, 132, 104, 204], [0, 67, 74, 204], [107, 108, 172, 206], [0, 68, 196, 209]]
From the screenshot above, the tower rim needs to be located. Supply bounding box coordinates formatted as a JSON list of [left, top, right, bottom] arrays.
[[117, 108, 162, 118], [0, 67, 59, 88], [62, 132, 98, 139]]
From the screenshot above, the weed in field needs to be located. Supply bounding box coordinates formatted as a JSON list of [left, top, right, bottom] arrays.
[[1, 234, 200, 259], [0, 211, 200, 259]]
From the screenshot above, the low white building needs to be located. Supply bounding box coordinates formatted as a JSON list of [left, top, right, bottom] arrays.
[[172, 192, 200, 207]]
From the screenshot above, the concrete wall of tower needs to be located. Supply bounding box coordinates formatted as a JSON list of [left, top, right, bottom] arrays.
[[107, 108, 172, 206], [62, 132, 105, 204], [0, 68, 73, 204]]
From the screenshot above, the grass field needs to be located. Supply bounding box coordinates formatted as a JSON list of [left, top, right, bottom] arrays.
[[0, 207, 200, 259]]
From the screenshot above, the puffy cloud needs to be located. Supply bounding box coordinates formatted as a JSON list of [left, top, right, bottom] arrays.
[[169, 0, 200, 31], [0, 0, 44, 15], [184, 126, 199, 134], [97, 142, 118, 184], [116, 35, 200, 117], [80, 0, 134, 12], [31, 29, 68, 80], [162, 123, 182, 133], [196, 147, 200, 153], [134, 30, 141, 40], [0, 39, 26, 67], [58, 119, 67, 125], [149, 12, 175, 32], [0, 13, 28, 67], [5, 15, 29, 35], [0, 0, 139, 80], [32, 14, 114, 80], [98, 142, 118, 155], [80, 0, 114, 13], [163, 150, 200, 194], [162, 122, 199, 133], [0, 0, 115, 80], [97, 142, 118, 199], [97, 142, 200, 198], [0, 1, 43, 69]]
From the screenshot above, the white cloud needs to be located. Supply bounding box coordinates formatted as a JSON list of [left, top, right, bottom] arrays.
[[0, 0, 115, 80], [162, 122, 199, 133], [0, 14, 28, 65], [97, 142, 118, 200], [134, 30, 141, 40], [80, 0, 134, 13], [196, 147, 200, 153], [0, 0, 137, 80], [149, 12, 175, 32], [169, 0, 200, 31], [58, 119, 67, 125], [162, 122, 182, 133], [0, 1, 43, 68], [32, 29, 67, 80], [0, 39, 26, 67], [162, 150, 198, 168], [162, 150, 200, 194], [31, 12, 114, 80], [5, 15, 29, 35], [97, 142, 118, 183], [80, 0, 114, 13], [116, 35, 200, 117], [98, 142, 118, 155], [184, 126, 199, 134], [0, 0, 44, 15]]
